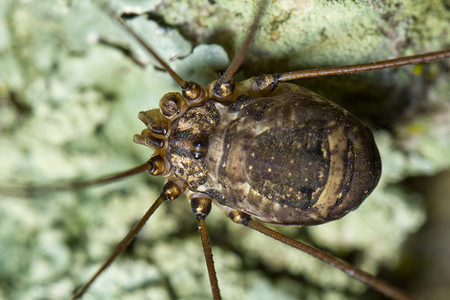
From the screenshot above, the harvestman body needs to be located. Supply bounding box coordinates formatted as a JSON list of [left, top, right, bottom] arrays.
[[3, 1, 449, 299]]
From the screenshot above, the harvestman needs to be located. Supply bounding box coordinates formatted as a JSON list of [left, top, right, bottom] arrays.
[[2, 1, 449, 299]]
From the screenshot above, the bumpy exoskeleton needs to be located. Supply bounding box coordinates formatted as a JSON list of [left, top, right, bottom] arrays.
[[134, 75, 381, 226]]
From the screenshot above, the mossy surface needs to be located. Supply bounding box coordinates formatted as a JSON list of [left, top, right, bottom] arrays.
[[0, 1, 448, 299]]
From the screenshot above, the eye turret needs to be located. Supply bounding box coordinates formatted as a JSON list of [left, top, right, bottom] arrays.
[[190, 137, 209, 159]]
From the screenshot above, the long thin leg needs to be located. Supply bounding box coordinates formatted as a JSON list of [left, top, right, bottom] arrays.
[[71, 180, 183, 299], [246, 49, 449, 96], [276, 49, 450, 81], [0, 162, 154, 197], [220, 0, 268, 83], [96, 36, 148, 68], [227, 209, 414, 300], [191, 197, 221, 300], [212, 0, 269, 100], [96, 0, 187, 88]]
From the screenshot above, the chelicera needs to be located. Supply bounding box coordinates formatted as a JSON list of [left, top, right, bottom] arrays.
[[1, 0, 449, 299]]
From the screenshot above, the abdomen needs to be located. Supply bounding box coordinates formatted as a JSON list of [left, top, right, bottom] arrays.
[[211, 86, 381, 226]]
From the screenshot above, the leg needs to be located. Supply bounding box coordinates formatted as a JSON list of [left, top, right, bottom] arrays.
[[95, 36, 148, 68], [226, 209, 414, 300], [190, 197, 221, 300]]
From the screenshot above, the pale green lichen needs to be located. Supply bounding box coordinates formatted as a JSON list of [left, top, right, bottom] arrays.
[[0, 0, 449, 299]]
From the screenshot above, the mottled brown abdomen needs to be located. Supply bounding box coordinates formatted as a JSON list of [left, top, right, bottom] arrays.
[[210, 85, 381, 225]]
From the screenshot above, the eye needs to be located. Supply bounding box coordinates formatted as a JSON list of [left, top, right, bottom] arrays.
[[190, 137, 209, 159]]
